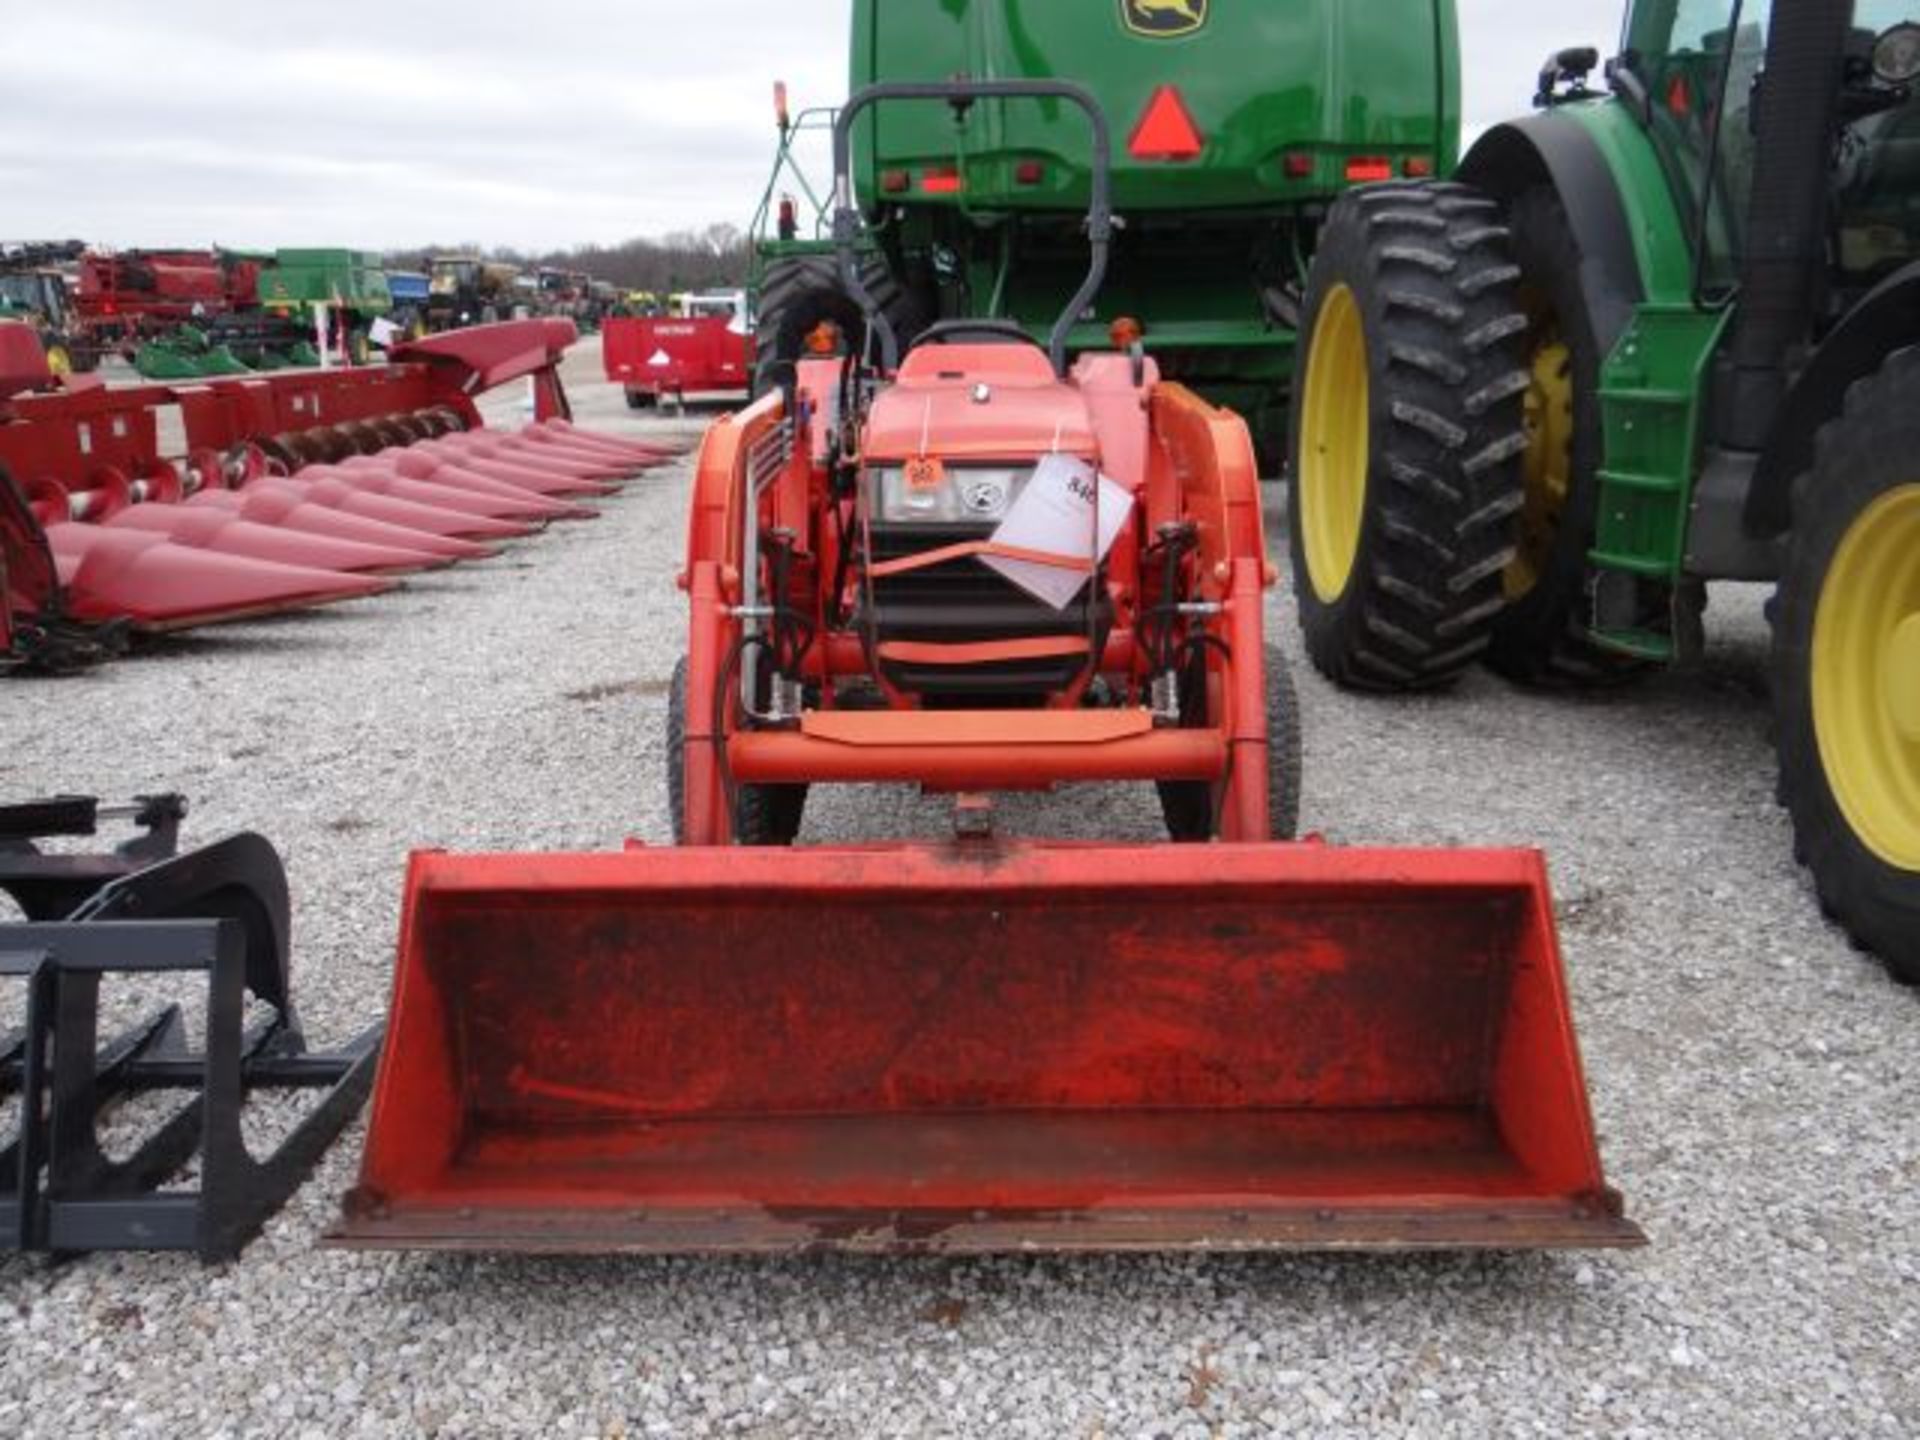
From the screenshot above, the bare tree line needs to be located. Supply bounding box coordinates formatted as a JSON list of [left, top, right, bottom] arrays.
[[387, 222, 750, 292]]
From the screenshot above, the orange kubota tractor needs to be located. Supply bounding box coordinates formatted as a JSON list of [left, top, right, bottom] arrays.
[[332, 82, 1641, 1255]]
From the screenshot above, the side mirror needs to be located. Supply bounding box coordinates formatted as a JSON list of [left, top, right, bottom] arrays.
[[1535, 46, 1601, 108]]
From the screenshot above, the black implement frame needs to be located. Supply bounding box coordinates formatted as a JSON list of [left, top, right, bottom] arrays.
[[0, 795, 380, 1259]]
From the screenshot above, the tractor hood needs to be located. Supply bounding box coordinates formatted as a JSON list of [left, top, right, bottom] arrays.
[[864, 343, 1098, 463]]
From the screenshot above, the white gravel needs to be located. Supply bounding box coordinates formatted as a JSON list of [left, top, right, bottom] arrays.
[[3, 336, 1917, 1437]]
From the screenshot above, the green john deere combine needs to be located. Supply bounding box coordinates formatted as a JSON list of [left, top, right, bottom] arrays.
[[1289, 0, 1920, 977], [750, 0, 1460, 458]]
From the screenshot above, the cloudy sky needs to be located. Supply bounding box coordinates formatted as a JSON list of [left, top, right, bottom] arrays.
[[6, 1, 1625, 252]]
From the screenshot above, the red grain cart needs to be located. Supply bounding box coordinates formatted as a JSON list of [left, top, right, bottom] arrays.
[[603, 291, 751, 411]]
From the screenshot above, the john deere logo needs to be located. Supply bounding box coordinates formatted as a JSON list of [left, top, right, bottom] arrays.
[[1121, 0, 1207, 37]]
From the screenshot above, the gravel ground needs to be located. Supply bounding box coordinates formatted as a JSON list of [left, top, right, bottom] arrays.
[[3, 335, 1917, 1437]]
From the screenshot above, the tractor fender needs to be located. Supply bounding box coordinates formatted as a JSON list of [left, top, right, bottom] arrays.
[[1746, 259, 1920, 537], [1457, 112, 1644, 357]]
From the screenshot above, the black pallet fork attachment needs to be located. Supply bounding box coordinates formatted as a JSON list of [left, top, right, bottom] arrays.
[[1, 795, 380, 1259]]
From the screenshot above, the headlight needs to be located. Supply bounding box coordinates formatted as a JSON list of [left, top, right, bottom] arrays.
[[1874, 22, 1920, 84], [870, 464, 1028, 523]]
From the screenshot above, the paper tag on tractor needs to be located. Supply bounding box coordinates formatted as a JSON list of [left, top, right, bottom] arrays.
[[982, 454, 1134, 609]]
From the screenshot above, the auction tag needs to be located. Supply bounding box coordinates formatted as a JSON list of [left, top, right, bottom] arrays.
[[981, 453, 1134, 609], [904, 455, 946, 491]]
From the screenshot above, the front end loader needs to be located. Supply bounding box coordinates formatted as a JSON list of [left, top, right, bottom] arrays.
[[331, 83, 1640, 1256]]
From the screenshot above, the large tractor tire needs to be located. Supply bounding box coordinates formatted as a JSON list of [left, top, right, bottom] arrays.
[[1157, 644, 1302, 842], [751, 254, 925, 397], [1288, 182, 1531, 691], [1486, 186, 1649, 686], [665, 656, 807, 846], [1770, 349, 1920, 982]]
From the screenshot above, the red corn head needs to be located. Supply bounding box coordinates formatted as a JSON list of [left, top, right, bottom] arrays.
[[187, 487, 498, 562], [388, 448, 611, 504], [409, 440, 619, 497], [440, 433, 627, 482], [526, 419, 674, 462], [48, 521, 390, 629], [508, 432, 664, 474], [284, 473, 537, 541], [336, 458, 585, 523], [331, 842, 1642, 1254], [106, 504, 448, 576]]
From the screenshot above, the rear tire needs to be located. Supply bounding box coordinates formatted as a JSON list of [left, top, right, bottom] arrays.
[[1157, 644, 1302, 842], [1770, 351, 1920, 983], [1485, 185, 1649, 686], [1288, 182, 1530, 691], [751, 254, 926, 397], [666, 656, 807, 846]]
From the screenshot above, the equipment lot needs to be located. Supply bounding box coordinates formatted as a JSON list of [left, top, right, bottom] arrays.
[[3, 336, 1915, 1437]]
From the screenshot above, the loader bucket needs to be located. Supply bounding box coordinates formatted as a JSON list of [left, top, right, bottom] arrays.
[[331, 843, 1641, 1254]]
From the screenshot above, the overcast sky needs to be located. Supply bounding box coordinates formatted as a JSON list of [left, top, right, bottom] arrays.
[[6, 1, 1625, 253]]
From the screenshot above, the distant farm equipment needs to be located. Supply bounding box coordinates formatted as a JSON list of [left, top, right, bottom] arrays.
[[66, 248, 398, 377], [425, 255, 524, 331], [602, 289, 751, 409]]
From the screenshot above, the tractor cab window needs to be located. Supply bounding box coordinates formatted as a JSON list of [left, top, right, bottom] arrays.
[[1618, 0, 1774, 295], [430, 261, 480, 294]]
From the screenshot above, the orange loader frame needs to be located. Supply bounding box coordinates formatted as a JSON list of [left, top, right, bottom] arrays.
[[676, 358, 1276, 841]]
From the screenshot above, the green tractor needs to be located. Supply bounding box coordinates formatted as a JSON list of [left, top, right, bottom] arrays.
[[1290, 0, 1920, 977], [749, 0, 1461, 458]]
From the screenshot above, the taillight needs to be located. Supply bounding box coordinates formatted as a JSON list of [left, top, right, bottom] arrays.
[[1344, 157, 1394, 183], [1015, 159, 1045, 186], [920, 165, 963, 195], [880, 169, 911, 195], [1283, 152, 1315, 180], [1402, 156, 1435, 178]]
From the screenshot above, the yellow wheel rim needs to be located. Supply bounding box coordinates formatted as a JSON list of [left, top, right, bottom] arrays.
[[1811, 483, 1920, 869], [1509, 334, 1574, 599], [44, 343, 72, 377], [1298, 284, 1369, 603]]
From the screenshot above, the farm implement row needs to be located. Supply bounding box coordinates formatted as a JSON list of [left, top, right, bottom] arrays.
[[0, 319, 678, 671]]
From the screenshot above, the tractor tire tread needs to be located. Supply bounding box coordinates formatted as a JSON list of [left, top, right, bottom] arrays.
[[1770, 349, 1920, 983], [1290, 181, 1530, 693], [1484, 184, 1652, 688], [665, 656, 807, 846], [751, 254, 925, 398]]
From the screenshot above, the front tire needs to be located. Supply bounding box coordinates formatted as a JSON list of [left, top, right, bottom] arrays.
[[1157, 644, 1302, 842], [665, 655, 807, 846], [1771, 350, 1920, 982], [1288, 182, 1530, 691]]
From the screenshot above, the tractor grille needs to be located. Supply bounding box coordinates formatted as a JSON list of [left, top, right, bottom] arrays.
[[862, 520, 1108, 702]]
